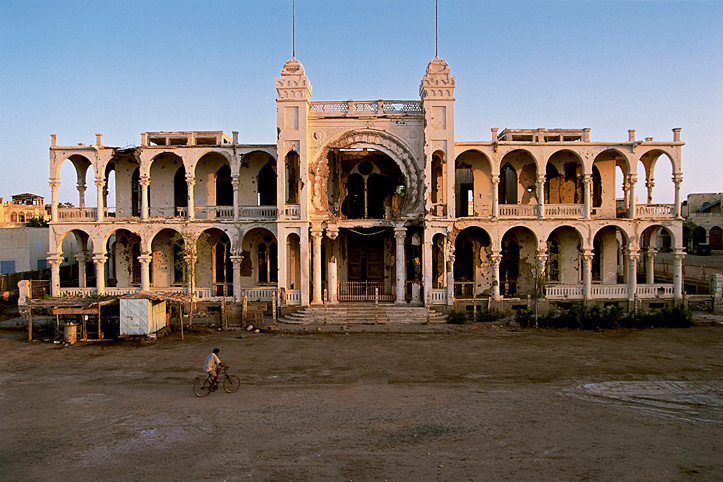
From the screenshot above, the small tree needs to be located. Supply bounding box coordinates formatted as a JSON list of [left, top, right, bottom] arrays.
[[26, 216, 48, 227], [171, 231, 212, 304]]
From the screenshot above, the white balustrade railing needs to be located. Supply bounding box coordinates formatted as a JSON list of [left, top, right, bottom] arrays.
[[635, 284, 674, 298], [194, 206, 233, 219], [284, 204, 300, 219], [285, 289, 301, 305], [58, 207, 97, 220], [635, 204, 673, 218], [545, 204, 583, 218], [239, 206, 277, 218], [309, 100, 423, 116], [545, 285, 584, 299], [242, 287, 277, 302], [430, 289, 447, 305], [105, 287, 140, 296], [59, 287, 96, 296], [499, 204, 538, 217], [591, 285, 629, 299], [689, 212, 723, 218]]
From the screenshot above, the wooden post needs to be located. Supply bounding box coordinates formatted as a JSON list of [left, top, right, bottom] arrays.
[[28, 305, 32, 342], [180, 301, 184, 341], [55, 314, 59, 340], [98, 304, 102, 339]]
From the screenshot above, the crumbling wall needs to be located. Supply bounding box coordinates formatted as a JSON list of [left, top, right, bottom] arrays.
[[193, 155, 228, 210], [113, 158, 137, 217], [551, 229, 581, 284], [239, 152, 275, 206], [455, 151, 493, 216], [594, 158, 617, 217], [149, 155, 182, 212], [151, 230, 175, 287], [599, 229, 622, 284]]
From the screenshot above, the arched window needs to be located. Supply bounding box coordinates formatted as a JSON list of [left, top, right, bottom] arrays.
[[499, 163, 518, 205], [547, 240, 560, 282], [710, 227, 723, 250], [216, 165, 233, 206], [174, 167, 187, 212], [257, 235, 278, 284], [214, 234, 233, 296], [592, 166, 602, 208], [285, 151, 300, 204], [258, 163, 277, 206], [455, 164, 474, 217], [345, 173, 365, 219], [131, 168, 141, 217], [10, 213, 17, 222]]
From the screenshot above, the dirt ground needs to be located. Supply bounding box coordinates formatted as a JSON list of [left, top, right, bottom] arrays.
[[1, 323, 722, 482]]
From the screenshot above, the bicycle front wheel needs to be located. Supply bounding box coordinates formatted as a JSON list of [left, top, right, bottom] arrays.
[[223, 375, 241, 393], [193, 378, 211, 397]]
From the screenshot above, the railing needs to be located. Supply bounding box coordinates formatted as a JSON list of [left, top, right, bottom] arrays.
[[636, 284, 674, 298], [59, 287, 96, 296], [284, 204, 300, 219], [635, 204, 674, 218], [149, 206, 185, 218], [591, 285, 629, 299], [689, 212, 723, 218], [309, 100, 423, 116], [58, 207, 97, 220], [239, 206, 277, 219], [338, 281, 394, 301], [193, 206, 234, 219], [545, 204, 583, 218], [453, 282, 475, 298], [545, 285, 584, 299], [241, 287, 277, 302], [105, 287, 140, 296], [286, 289, 301, 305], [104, 207, 116, 218], [499, 204, 538, 217], [430, 288, 447, 305]]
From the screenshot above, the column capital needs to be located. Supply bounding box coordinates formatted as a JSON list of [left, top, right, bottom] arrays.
[[139, 177, 151, 187], [536, 175, 546, 185], [672, 251, 686, 261], [624, 248, 640, 261], [327, 228, 339, 240], [672, 173, 683, 183], [92, 253, 107, 264], [138, 254, 152, 265], [47, 255, 64, 266], [628, 174, 638, 184], [230, 254, 243, 265], [581, 250, 594, 261], [394, 227, 407, 242], [490, 253, 503, 265], [310, 229, 324, 242], [185, 175, 196, 186], [49, 179, 61, 188], [75, 253, 88, 263], [491, 174, 500, 185], [582, 174, 593, 183], [94, 179, 106, 188]]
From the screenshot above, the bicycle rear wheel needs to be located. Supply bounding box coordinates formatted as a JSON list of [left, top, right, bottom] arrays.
[[193, 378, 212, 397], [223, 375, 240, 393]]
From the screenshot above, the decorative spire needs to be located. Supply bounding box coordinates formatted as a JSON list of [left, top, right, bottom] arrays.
[[419, 57, 455, 99]]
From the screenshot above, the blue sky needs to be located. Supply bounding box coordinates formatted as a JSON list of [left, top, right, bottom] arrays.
[[1, 0, 721, 204]]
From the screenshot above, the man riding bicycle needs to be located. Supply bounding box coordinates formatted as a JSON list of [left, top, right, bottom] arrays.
[[204, 348, 227, 390]]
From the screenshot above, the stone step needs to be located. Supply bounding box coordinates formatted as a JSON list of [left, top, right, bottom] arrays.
[[279, 304, 447, 325]]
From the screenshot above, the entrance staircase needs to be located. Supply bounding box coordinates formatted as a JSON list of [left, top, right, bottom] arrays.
[[278, 303, 447, 325]]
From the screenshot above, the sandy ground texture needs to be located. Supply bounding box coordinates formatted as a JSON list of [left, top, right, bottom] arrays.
[[0, 324, 722, 482]]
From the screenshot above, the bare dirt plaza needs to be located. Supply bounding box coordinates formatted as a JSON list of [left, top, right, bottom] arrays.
[[1, 324, 721, 481]]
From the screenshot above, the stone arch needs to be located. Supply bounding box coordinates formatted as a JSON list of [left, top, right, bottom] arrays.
[[311, 129, 420, 215]]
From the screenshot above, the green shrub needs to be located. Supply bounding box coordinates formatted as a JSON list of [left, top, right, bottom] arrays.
[[447, 311, 469, 324], [514, 309, 535, 328], [476, 310, 507, 323], [518, 304, 692, 330]]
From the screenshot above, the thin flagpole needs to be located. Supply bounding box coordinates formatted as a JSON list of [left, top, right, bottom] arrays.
[[293, 0, 296, 58], [435, 0, 438, 58]]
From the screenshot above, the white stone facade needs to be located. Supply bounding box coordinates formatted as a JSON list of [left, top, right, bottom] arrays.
[[47, 57, 685, 308]]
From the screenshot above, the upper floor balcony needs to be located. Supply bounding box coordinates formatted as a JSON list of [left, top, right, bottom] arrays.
[[54, 204, 301, 223], [309, 99, 423, 118]]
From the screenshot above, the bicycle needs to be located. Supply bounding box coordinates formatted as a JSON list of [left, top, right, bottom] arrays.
[[193, 366, 240, 397]]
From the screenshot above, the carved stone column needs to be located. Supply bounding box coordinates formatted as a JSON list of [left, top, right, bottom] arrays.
[[232, 176, 240, 221], [645, 179, 655, 204], [628, 175, 637, 219], [673, 251, 685, 300], [140, 177, 150, 220], [186, 175, 196, 220], [311, 229, 323, 304], [139, 254, 152, 291], [622, 178, 630, 215], [583, 174, 592, 218], [626, 249, 639, 303], [93, 253, 107, 295], [231, 255, 242, 302], [49, 180, 60, 222], [673, 174, 683, 218], [95, 179, 105, 222], [645, 248, 655, 285], [491, 175, 500, 218], [394, 227, 407, 303], [445, 236, 454, 306], [327, 229, 339, 304], [581, 250, 593, 302], [48, 256, 63, 297], [536, 175, 546, 218], [491, 252, 502, 301], [77, 181, 86, 209], [75, 252, 88, 288]]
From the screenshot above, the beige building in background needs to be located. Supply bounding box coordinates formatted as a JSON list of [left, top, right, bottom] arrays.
[[45, 55, 685, 310]]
